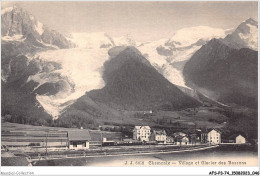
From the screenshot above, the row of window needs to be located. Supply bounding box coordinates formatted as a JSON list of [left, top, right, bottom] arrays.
[[210, 137, 219, 139], [136, 130, 150, 133], [210, 140, 219, 143]]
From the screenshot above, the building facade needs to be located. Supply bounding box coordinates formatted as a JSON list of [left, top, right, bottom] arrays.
[[133, 126, 151, 142], [166, 136, 174, 144], [181, 136, 190, 145], [68, 130, 91, 150], [201, 129, 221, 144], [151, 130, 167, 144], [201, 133, 208, 144], [236, 135, 246, 144], [208, 129, 221, 144]]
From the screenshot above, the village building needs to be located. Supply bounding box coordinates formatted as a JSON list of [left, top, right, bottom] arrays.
[[201, 129, 221, 144], [236, 135, 246, 144], [181, 136, 189, 145], [68, 130, 91, 150], [133, 126, 151, 142], [151, 130, 167, 144], [166, 136, 174, 144], [189, 133, 198, 145], [172, 132, 190, 145], [223, 134, 246, 144]]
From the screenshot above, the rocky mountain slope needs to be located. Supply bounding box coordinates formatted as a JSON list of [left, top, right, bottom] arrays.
[[2, 5, 74, 49], [183, 38, 258, 109], [87, 46, 200, 111], [137, 26, 228, 89]]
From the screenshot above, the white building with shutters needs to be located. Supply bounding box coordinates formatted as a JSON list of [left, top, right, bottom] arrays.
[[133, 126, 151, 142], [208, 129, 221, 144]]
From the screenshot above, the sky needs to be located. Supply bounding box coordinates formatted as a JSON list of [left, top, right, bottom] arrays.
[[1, 1, 258, 42]]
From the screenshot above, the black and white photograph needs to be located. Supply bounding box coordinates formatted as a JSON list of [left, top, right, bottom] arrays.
[[0, 1, 259, 175]]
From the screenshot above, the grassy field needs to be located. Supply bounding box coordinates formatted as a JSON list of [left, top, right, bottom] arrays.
[[117, 106, 228, 129], [94, 105, 228, 129]]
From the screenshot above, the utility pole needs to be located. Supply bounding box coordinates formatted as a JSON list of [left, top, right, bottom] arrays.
[[45, 131, 48, 158], [209, 131, 211, 146], [101, 130, 103, 151]]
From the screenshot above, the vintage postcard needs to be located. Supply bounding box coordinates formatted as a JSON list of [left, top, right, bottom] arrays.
[[1, 1, 259, 175]]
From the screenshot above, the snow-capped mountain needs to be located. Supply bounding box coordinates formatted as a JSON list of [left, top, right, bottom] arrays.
[[31, 33, 138, 117], [2, 5, 258, 120], [183, 38, 258, 109], [223, 18, 258, 51], [67, 32, 115, 49], [85, 46, 200, 111], [168, 26, 226, 48], [1, 5, 74, 49], [138, 26, 227, 89], [1, 4, 139, 118], [67, 32, 137, 49], [182, 18, 258, 108]]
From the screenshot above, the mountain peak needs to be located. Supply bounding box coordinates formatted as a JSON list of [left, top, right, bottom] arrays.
[[121, 46, 142, 55], [244, 18, 258, 26], [88, 46, 200, 111], [114, 46, 150, 65], [223, 18, 258, 50], [1, 4, 22, 15], [108, 46, 142, 58], [1, 5, 74, 49], [207, 38, 225, 47]]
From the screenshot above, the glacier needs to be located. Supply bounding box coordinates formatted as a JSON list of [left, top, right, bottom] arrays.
[[138, 26, 227, 89], [32, 48, 110, 118]]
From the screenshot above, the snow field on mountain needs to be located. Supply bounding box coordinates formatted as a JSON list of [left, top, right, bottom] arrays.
[[32, 48, 110, 118], [169, 26, 226, 48], [68, 32, 113, 48], [238, 23, 258, 50]]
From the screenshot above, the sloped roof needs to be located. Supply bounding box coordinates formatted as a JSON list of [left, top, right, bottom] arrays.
[[209, 129, 222, 134], [68, 130, 91, 141], [154, 130, 167, 135], [134, 126, 150, 130], [236, 134, 245, 138], [173, 132, 186, 137], [202, 128, 222, 134]]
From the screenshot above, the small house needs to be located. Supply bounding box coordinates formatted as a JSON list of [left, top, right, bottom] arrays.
[[181, 136, 189, 145], [68, 130, 91, 150], [151, 130, 167, 144], [224, 134, 246, 144], [236, 135, 246, 144], [166, 136, 174, 144]]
